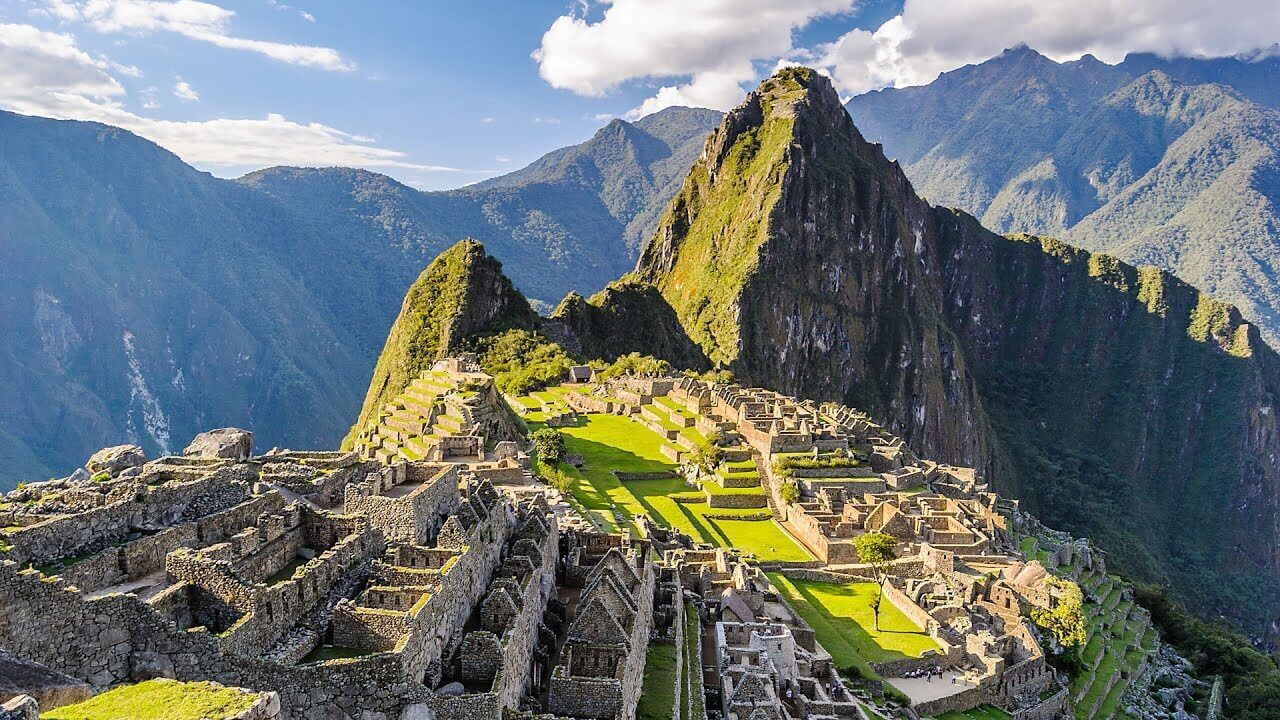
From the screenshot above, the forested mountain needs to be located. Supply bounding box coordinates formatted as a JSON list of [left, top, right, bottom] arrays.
[[847, 46, 1280, 345], [0, 106, 719, 488]]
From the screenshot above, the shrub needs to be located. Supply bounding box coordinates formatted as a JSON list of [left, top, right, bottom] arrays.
[[1030, 577, 1086, 649], [530, 428, 565, 465], [90, 471, 112, 483], [780, 479, 800, 504]]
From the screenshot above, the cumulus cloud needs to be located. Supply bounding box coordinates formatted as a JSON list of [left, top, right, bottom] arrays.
[[172, 79, 198, 101], [819, 0, 1280, 95], [0, 22, 453, 175], [45, 0, 354, 71], [534, 0, 855, 117]]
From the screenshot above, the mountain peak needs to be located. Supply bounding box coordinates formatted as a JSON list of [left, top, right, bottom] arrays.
[[342, 238, 536, 448]]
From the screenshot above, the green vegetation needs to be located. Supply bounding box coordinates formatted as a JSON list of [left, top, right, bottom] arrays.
[[636, 68, 817, 365], [596, 352, 671, 379], [518, 408, 810, 561], [43, 680, 259, 720], [681, 602, 705, 720], [637, 644, 678, 720], [473, 329, 574, 395], [530, 428, 566, 464], [769, 573, 939, 680], [90, 470, 111, 483], [854, 532, 897, 631], [772, 450, 862, 477], [779, 479, 800, 504], [1030, 577, 1086, 649], [1134, 584, 1280, 720]]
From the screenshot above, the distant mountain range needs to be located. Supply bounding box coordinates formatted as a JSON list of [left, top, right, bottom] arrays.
[[0, 106, 718, 487], [5, 45, 1280, 494], [848, 45, 1280, 345]]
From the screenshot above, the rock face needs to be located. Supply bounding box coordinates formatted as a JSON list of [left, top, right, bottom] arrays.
[[629, 67, 1280, 635], [85, 444, 146, 475], [344, 240, 537, 448], [636, 67, 991, 467], [183, 428, 253, 461], [0, 650, 93, 710]]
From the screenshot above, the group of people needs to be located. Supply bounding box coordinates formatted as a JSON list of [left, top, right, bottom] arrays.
[[903, 664, 950, 682]]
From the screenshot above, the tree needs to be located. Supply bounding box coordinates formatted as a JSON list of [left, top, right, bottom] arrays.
[[1031, 577, 1087, 649], [530, 428, 565, 465], [687, 434, 724, 475], [779, 479, 800, 504], [855, 531, 898, 631]]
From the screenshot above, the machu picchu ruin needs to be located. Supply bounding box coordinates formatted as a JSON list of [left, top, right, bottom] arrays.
[[0, 357, 1205, 720]]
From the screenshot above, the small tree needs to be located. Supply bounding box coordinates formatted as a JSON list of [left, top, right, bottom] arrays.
[[530, 428, 565, 465], [855, 531, 898, 631], [1031, 577, 1087, 649], [688, 435, 724, 475], [779, 479, 800, 504]]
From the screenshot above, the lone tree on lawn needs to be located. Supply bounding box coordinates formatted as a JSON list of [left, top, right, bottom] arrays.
[[855, 531, 897, 631], [530, 428, 565, 466]]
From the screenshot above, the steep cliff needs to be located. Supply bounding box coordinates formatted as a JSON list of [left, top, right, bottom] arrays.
[[634, 67, 1280, 633], [635, 67, 992, 469], [343, 240, 536, 448]]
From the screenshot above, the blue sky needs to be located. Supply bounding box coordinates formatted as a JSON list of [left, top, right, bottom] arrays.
[[0, 0, 1275, 190]]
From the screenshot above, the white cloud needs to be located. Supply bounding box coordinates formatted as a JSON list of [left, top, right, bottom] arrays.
[[819, 0, 1280, 95], [172, 78, 198, 101], [47, 0, 354, 71], [532, 116, 560, 125], [533, 0, 854, 117], [479, 116, 494, 124], [299, 11, 315, 23], [0, 22, 453, 175]]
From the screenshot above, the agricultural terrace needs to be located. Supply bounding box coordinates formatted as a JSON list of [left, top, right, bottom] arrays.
[[768, 573, 940, 680], [514, 387, 812, 562]]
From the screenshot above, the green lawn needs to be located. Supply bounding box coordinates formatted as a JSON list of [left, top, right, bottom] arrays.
[[524, 410, 811, 562], [43, 680, 259, 720], [637, 644, 679, 720], [769, 573, 940, 678]]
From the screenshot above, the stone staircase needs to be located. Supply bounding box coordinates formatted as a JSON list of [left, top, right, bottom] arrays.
[[1070, 574, 1157, 720], [354, 371, 483, 464]]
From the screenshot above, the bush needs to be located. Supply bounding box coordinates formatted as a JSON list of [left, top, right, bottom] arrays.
[[90, 471, 112, 483], [530, 428, 565, 465], [1029, 577, 1086, 648], [780, 479, 800, 504], [533, 458, 575, 495]]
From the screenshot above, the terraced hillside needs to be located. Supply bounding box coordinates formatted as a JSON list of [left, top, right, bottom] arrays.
[[352, 364, 519, 463], [1021, 537, 1160, 720]]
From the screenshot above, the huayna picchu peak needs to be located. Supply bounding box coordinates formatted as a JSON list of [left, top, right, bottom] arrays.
[[4, 47, 1280, 720]]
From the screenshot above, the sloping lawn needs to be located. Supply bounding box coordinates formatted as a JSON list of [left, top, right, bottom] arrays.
[[43, 680, 259, 720], [525, 411, 811, 561], [768, 573, 939, 677]]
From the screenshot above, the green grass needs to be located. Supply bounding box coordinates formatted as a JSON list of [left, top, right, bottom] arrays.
[[682, 602, 705, 720], [523, 411, 811, 562], [769, 573, 940, 679], [43, 680, 260, 720], [637, 644, 679, 720], [701, 479, 766, 496]]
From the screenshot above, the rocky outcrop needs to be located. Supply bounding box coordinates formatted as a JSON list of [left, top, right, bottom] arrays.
[[184, 428, 253, 461], [86, 444, 146, 475], [344, 240, 537, 448]]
